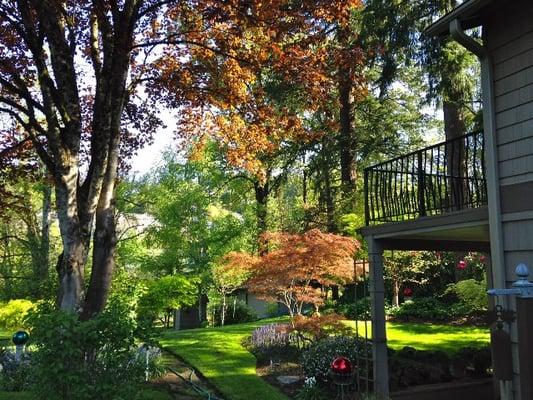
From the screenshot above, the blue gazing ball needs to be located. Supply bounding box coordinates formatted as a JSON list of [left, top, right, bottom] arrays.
[[12, 330, 29, 346]]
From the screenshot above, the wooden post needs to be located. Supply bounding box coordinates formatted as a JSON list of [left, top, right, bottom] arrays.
[[517, 297, 533, 400], [368, 238, 389, 397]]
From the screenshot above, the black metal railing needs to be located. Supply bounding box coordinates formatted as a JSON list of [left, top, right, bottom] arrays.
[[364, 131, 487, 225]]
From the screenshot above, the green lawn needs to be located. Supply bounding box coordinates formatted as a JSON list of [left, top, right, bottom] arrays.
[[347, 320, 490, 353], [159, 319, 490, 400], [159, 318, 290, 400]]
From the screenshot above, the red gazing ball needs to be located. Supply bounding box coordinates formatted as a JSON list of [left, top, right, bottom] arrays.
[[403, 287, 413, 297], [331, 357, 352, 374]]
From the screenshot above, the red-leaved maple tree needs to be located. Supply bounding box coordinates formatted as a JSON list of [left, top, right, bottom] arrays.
[[237, 229, 359, 322]]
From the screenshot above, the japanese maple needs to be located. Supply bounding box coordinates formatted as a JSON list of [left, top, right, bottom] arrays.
[[242, 229, 359, 321]]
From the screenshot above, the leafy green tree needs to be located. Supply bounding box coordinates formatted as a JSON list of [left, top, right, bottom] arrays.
[[211, 254, 252, 326], [138, 275, 197, 328]]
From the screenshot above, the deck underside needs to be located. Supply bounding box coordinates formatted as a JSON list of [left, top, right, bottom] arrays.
[[360, 206, 490, 252]]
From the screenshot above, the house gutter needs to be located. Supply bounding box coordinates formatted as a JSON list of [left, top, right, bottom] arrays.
[[450, 18, 512, 400]]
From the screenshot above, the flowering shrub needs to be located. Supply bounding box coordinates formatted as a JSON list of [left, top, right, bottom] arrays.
[[300, 336, 371, 381], [245, 323, 301, 363], [295, 376, 328, 400], [251, 323, 291, 349]]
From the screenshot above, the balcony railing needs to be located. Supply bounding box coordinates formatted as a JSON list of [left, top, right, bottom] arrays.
[[364, 131, 487, 225]]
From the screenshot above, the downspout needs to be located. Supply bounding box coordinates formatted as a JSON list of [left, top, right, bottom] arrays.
[[450, 19, 512, 400], [449, 19, 506, 296]]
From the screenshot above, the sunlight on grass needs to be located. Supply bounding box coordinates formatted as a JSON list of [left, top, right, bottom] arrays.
[[160, 318, 489, 400], [159, 318, 290, 400], [345, 320, 490, 353]]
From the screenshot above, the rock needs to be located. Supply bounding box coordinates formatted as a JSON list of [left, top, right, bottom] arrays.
[[276, 375, 301, 385]]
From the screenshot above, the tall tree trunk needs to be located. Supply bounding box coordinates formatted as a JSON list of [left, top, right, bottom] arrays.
[[55, 172, 90, 312], [254, 180, 269, 254], [393, 280, 399, 307], [221, 293, 226, 326], [339, 67, 356, 194], [443, 101, 467, 210], [82, 136, 120, 319], [38, 183, 51, 281], [322, 151, 337, 233]]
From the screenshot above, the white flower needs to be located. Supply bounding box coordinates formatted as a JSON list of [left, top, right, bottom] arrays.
[[304, 376, 316, 387]]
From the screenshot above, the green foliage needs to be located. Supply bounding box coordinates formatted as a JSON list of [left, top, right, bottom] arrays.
[[134, 388, 173, 400], [27, 299, 153, 400], [300, 336, 371, 381], [295, 379, 328, 400], [0, 300, 35, 331], [211, 299, 258, 326], [388, 297, 473, 322], [0, 393, 33, 399], [0, 349, 32, 391], [388, 344, 491, 389], [444, 279, 488, 312], [138, 275, 197, 325], [139, 151, 255, 278], [336, 298, 371, 321]]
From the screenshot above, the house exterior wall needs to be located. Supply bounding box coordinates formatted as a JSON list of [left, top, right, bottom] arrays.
[[484, 2, 533, 396]]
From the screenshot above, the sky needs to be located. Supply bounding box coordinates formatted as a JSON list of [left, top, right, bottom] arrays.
[[128, 109, 178, 177]]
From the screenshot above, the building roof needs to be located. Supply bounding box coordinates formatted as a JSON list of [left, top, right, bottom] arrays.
[[424, 0, 496, 37]]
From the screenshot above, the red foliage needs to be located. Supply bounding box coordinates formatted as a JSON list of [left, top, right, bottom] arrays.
[[244, 229, 359, 318], [291, 313, 351, 340]]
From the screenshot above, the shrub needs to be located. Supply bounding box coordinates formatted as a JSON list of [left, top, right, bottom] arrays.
[[212, 299, 257, 326], [336, 297, 371, 320], [388, 345, 491, 389], [266, 302, 281, 318], [444, 279, 488, 313], [292, 313, 352, 343], [27, 299, 159, 400], [0, 349, 32, 391], [387, 297, 471, 322], [300, 336, 371, 381], [0, 300, 35, 331]]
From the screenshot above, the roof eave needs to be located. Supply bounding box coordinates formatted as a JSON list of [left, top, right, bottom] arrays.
[[424, 0, 495, 37]]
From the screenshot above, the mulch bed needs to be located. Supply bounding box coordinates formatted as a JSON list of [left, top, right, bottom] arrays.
[[256, 359, 304, 398], [151, 350, 225, 400]]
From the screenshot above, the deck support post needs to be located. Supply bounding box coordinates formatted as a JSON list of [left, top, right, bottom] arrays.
[[368, 237, 389, 397]]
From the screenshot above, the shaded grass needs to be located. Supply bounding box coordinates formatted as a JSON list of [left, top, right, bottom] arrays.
[[159, 318, 290, 400]]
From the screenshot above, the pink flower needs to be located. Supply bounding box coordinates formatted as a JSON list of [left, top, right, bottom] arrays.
[[457, 260, 467, 270]]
